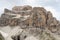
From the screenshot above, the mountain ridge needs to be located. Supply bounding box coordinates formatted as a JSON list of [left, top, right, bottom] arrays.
[[0, 5, 60, 40]]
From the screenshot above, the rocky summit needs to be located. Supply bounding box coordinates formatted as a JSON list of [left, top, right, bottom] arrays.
[[0, 5, 60, 40]]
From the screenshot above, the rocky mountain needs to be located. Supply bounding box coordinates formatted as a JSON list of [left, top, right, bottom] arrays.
[[0, 5, 60, 40]]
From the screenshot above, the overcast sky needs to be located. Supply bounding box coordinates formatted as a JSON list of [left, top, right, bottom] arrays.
[[0, 0, 60, 20]]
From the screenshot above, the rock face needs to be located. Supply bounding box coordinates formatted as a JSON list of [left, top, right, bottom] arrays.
[[0, 5, 60, 40], [12, 5, 32, 11]]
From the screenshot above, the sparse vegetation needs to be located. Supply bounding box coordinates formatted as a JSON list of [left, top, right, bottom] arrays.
[[0, 33, 4, 40]]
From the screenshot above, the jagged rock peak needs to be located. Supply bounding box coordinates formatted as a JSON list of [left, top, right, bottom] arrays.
[[12, 5, 32, 11], [0, 5, 59, 29]]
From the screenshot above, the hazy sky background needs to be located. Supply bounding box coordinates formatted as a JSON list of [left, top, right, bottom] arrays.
[[0, 0, 60, 20]]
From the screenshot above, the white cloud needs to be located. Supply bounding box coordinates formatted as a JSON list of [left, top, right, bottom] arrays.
[[55, 0, 59, 2], [45, 0, 50, 2], [26, 0, 35, 3]]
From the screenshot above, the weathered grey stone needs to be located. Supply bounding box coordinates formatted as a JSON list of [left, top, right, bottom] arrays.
[[22, 8, 47, 28], [4, 8, 15, 14], [11, 28, 57, 40], [0, 18, 9, 26], [47, 11, 53, 20], [12, 5, 32, 11]]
